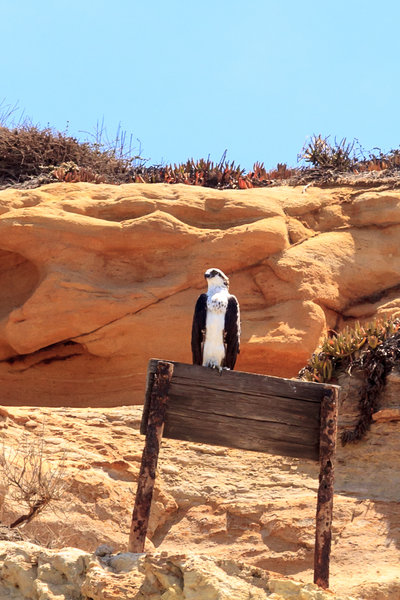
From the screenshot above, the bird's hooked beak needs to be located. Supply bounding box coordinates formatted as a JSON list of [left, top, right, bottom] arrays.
[[204, 269, 229, 287]]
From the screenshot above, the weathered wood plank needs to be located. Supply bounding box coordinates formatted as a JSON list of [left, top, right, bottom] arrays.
[[141, 360, 337, 436], [167, 381, 321, 428], [141, 368, 155, 434], [147, 359, 337, 402], [163, 409, 319, 460], [141, 359, 339, 460], [128, 361, 174, 553], [314, 387, 338, 589], [165, 405, 318, 442]]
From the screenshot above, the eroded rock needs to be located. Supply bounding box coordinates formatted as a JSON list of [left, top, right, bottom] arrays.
[[1, 183, 400, 405], [0, 544, 354, 600]]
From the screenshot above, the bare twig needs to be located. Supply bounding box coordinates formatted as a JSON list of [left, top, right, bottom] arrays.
[[0, 434, 67, 528]]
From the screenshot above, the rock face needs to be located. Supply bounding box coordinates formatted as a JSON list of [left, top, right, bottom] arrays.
[[0, 544, 351, 600], [1, 182, 400, 406], [0, 371, 399, 599]]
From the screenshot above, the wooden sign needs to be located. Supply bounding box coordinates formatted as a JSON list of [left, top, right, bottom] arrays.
[[130, 360, 339, 590], [141, 359, 335, 460]]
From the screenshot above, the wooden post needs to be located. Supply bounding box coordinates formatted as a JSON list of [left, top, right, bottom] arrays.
[[314, 387, 338, 589], [128, 360, 174, 553], [133, 359, 340, 583]]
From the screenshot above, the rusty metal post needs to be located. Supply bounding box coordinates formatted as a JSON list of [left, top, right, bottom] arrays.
[[128, 360, 174, 553], [314, 387, 339, 589]]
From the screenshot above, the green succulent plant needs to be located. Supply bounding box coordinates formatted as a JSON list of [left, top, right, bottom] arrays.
[[299, 316, 400, 444], [299, 318, 400, 384]]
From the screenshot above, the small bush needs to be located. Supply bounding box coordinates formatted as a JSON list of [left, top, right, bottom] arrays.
[[0, 433, 67, 528], [299, 135, 359, 171], [299, 318, 399, 384], [0, 124, 142, 186], [298, 317, 400, 444]]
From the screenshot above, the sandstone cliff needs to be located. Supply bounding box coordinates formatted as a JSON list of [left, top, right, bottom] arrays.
[[0, 368, 399, 599], [0, 182, 399, 599], [1, 182, 400, 406]]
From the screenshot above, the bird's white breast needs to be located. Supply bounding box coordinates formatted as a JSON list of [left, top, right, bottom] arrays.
[[202, 288, 228, 368]]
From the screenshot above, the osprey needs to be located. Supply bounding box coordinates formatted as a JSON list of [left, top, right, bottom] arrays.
[[191, 268, 240, 370]]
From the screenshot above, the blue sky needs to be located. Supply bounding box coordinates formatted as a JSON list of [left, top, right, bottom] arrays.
[[2, 0, 400, 170]]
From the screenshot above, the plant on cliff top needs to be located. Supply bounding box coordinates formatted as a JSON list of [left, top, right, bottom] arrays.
[[298, 317, 400, 444], [0, 123, 143, 186], [0, 119, 290, 189], [2, 99, 400, 189], [131, 153, 288, 189], [299, 134, 359, 171]]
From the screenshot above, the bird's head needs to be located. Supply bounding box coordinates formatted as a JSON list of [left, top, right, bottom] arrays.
[[204, 268, 229, 289]]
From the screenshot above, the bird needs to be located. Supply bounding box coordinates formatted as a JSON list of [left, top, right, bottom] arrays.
[[191, 267, 240, 371]]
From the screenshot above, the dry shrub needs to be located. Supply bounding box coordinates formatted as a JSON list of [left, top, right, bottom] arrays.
[[0, 124, 140, 186], [298, 134, 400, 182], [1, 100, 400, 189], [0, 123, 275, 189], [0, 433, 67, 528], [299, 135, 358, 171]]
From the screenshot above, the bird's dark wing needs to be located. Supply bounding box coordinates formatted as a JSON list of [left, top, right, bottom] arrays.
[[224, 295, 240, 369], [191, 293, 207, 365]]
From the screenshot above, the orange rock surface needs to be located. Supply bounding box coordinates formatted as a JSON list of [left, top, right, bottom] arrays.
[[1, 182, 400, 406], [0, 369, 399, 599], [0, 179, 400, 598]]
